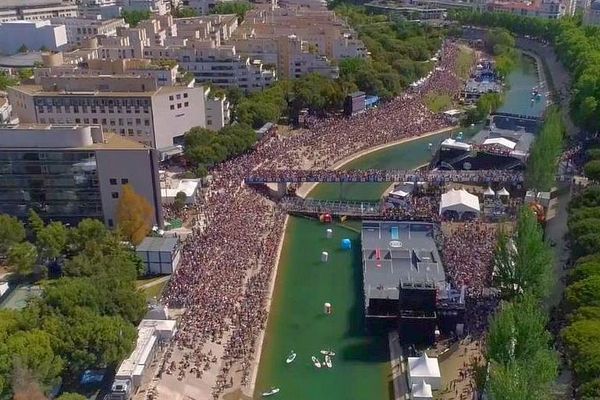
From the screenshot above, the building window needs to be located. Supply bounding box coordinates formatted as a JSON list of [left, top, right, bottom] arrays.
[[177, 103, 182, 109], [111, 192, 119, 199], [110, 178, 117, 185], [169, 95, 174, 101], [170, 105, 175, 110], [184, 102, 189, 107], [121, 178, 129, 184], [183, 93, 188, 98]]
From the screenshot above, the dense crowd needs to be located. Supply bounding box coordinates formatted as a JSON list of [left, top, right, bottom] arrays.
[[441, 222, 499, 336], [157, 40, 473, 399], [247, 168, 524, 185]]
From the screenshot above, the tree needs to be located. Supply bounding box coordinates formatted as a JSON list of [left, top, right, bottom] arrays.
[[174, 191, 187, 210], [0, 214, 25, 257], [0, 72, 18, 91], [210, 1, 252, 20], [493, 208, 553, 299], [4, 330, 63, 390], [36, 221, 68, 264], [57, 394, 87, 400], [566, 275, 600, 309], [584, 160, 600, 181], [7, 242, 37, 277], [563, 319, 600, 382], [17, 45, 28, 53], [171, 6, 197, 18], [121, 10, 152, 27], [27, 209, 44, 238], [116, 184, 154, 245]]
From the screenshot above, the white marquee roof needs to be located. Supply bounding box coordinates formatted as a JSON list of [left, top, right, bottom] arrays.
[[483, 137, 517, 149], [439, 189, 480, 215], [412, 380, 433, 398], [484, 187, 495, 196], [408, 353, 441, 378]]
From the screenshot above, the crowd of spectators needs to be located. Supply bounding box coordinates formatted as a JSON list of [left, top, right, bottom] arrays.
[[156, 40, 475, 399]]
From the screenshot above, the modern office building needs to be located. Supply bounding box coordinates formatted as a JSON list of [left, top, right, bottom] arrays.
[[0, 20, 68, 55], [8, 75, 207, 149], [0, 124, 163, 228], [50, 16, 127, 47]]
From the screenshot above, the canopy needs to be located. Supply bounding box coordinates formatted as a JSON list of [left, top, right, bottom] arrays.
[[439, 189, 480, 216], [497, 187, 510, 197], [484, 187, 495, 196], [441, 138, 471, 151], [412, 380, 433, 399], [407, 353, 441, 390], [483, 137, 516, 149]]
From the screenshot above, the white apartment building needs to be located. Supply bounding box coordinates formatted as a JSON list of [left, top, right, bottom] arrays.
[[8, 75, 207, 149], [0, 21, 67, 55], [50, 17, 128, 47], [144, 43, 276, 91], [35, 56, 179, 87], [78, 0, 123, 19], [205, 90, 230, 130], [0, 0, 78, 22], [125, 0, 169, 15]]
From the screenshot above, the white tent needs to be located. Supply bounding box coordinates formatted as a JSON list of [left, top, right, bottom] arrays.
[[497, 187, 510, 197], [483, 137, 517, 149], [408, 353, 441, 390], [439, 189, 480, 217], [483, 187, 495, 197], [412, 380, 433, 399]]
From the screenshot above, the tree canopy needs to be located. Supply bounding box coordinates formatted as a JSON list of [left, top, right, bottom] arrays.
[[116, 184, 154, 245], [0, 214, 146, 398], [121, 10, 152, 27]]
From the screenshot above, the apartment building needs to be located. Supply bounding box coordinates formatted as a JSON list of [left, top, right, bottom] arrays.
[[0, 0, 78, 22], [486, 0, 570, 18], [35, 55, 179, 87], [50, 16, 128, 47], [0, 21, 68, 55], [78, 0, 123, 19], [8, 75, 207, 149], [231, 7, 364, 78], [125, 0, 169, 15], [205, 91, 230, 130], [0, 124, 163, 227]]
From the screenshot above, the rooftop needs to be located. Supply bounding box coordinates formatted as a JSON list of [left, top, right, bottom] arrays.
[[136, 236, 179, 253], [361, 221, 445, 300]]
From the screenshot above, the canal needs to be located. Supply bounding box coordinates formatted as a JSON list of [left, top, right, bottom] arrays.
[[254, 53, 542, 400]]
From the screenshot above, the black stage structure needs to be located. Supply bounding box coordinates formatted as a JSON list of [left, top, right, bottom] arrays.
[[361, 221, 465, 345]]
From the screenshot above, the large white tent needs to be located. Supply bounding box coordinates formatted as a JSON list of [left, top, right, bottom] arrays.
[[408, 353, 441, 390], [412, 380, 433, 399], [439, 188, 480, 217]]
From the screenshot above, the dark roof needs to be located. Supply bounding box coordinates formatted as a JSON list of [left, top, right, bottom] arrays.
[[361, 221, 445, 300], [136, 236, 178, 253]]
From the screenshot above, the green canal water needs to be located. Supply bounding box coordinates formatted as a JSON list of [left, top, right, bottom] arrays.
[[254, 54, 542, 400]]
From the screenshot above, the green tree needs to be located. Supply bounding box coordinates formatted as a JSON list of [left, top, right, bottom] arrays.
[[174, 191, 187, 210], [7, 242, 38, 276], [57, 393, 87, 400], [36, 221, 68, 263], [0, 214, 26, 257], [210, 1, 252, 20], [171, 6, 197, 18], [27, 209, 44, 237], [121, 10, 152, 27], [563, 319, 600, 382], [116, 184, 154, 245], [493, 208, 553, 299], [584, 160, 600, 181]]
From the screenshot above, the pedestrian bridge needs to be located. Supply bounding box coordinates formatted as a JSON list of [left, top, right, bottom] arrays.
[[246, 169, 526, 185], [280, 197, 383, 217]]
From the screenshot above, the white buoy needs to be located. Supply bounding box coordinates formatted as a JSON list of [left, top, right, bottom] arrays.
[[324, 302, 332, 315], [326, 228, 333, 239], [321, 251, 329, 262]]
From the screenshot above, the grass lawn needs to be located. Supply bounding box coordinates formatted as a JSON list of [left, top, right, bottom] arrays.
[[140, 278, 169, 300]]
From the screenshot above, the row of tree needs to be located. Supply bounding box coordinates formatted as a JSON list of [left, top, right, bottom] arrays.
[[487, 208, 558, 399], [0, 211, 147, 399], [184, 123, 257, 169], [449, 11, 600, 398], [563, 186, 600, 398], [483, 28, 518, 78], [526, 107, 565, 191], [451, 11, 600, 133]]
